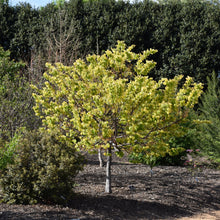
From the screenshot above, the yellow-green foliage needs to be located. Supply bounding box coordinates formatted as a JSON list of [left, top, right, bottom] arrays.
[[32, 41, 203, 157]]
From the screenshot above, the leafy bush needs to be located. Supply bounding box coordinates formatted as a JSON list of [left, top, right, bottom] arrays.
[[0, 74, 41, 143], [157, 127, 198, 166], [0, 46, 24, 81], [129, 120, 196, 169], [129, 149, 185, 168], [0, 46, 40, 143], [0, 129, 85, 205], [129, 120, 198, 167], [0, 133, 19, 171]]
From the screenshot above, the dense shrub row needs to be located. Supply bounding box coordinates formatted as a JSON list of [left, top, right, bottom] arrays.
[[0, 0, 219, 84]]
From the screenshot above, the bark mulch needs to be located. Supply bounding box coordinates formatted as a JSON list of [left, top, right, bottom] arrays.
[[0, 154, 220, 219]]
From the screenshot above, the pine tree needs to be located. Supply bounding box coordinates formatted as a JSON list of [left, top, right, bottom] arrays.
[[196, 72, 220, 162]]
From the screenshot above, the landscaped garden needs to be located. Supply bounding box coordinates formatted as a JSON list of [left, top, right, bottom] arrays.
[[0, 0, 220, 219], [0, 153, 220, 219]]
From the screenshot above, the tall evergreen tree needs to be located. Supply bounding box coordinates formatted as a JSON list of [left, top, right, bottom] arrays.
[[0, 3, 16, 50], [196, 72, 220, 162], [10, 3, 39, 62]]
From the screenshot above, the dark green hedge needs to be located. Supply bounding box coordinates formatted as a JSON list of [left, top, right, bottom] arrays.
[[0, 0, 219, 84]]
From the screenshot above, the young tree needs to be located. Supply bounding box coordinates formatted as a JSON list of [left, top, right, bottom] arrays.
[[195, 72, 220, 162], [32, 41, 203, 193]]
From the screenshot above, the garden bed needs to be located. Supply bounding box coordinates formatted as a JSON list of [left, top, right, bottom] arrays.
[[0, 154, 219, 219]]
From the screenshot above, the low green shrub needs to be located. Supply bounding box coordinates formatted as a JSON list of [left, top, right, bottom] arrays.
[[0, 133, 20, 171], [128, 136, 187, 167], [129, 150, 186, 168], [0, 129, 85, 205]]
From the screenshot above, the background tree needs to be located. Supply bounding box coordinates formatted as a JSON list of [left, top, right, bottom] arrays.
[[0, 0, 219, 86], [32, 41, 203, 193], [152, 0, 182, 80], [10, 3, 39, 62], [0, 46, 40, 143], [0, 2, 16, 50], [109, 0, 156, 53], [0, 75, 40, 141], [153, 0, 220, 84], [43, 5, 81, 65], [27, 0, 83, 83], [195, 72, 220, 162], [81, 0, 119, 55]]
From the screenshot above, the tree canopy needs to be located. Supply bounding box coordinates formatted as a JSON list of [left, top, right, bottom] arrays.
[[32, 41, 203, 192]]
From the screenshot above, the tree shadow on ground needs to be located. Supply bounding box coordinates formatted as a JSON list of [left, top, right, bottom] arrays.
[[74, 156, 220, 220], [70, 194, 191, 220], [1, 154, 219, 220]]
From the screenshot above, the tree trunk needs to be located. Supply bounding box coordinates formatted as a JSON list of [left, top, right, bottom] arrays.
[[98, 148, 104, 167], [105, 146, 112, 193]]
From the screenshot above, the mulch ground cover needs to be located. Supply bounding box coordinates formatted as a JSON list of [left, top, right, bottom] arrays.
[[0, 154, 220, 219]]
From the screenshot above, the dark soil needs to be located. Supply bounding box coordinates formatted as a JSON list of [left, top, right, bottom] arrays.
[[0, 154, 220, 220]]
